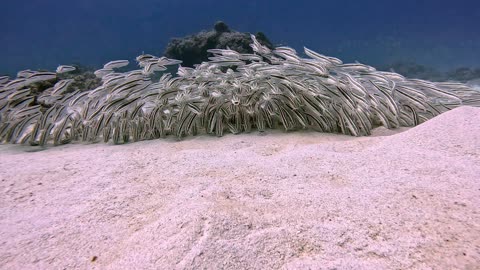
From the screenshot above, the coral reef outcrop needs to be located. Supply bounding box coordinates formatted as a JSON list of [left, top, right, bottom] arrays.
[[164, 21, 274, 67]]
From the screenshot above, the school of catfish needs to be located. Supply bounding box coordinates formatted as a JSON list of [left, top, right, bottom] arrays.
[[1, 35, 479, 146]]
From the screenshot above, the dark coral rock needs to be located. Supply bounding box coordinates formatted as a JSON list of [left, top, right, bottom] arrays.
[[57, 64, 101, 93], [214, 21, 231, 33], [164, 22, 274, 67], [446, 67, 480, 82], [381, 62, 480, 82], [27, 65, 101, 109], [29, 79, 57, 95], [381, 62, 445, 81]]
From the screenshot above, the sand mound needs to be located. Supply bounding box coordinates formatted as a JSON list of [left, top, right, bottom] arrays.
[[380, 106, 480, 153], [0, 107, 479, 269]]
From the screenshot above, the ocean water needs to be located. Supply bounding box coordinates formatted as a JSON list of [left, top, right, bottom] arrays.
[[1, 0, 479, 76]]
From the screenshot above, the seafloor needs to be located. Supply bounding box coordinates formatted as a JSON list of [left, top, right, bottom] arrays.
[[0, 106, 478, 269]]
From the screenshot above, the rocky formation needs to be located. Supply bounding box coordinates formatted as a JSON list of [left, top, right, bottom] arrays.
[[382, 62, 480, 82], [164, 21, 274, 67]]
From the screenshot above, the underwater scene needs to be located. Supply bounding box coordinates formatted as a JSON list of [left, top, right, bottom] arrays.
[[1, 0, 480, 144], [0, 1, 479, 269]]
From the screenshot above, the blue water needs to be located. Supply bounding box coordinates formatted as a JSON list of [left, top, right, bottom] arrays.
[[1, 0, 479, 75]]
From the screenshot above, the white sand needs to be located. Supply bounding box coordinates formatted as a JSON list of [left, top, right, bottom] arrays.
[[0, 107, 479, 269]]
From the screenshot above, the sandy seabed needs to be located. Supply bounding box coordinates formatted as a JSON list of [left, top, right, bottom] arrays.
[[0, 107, 479, 270]]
